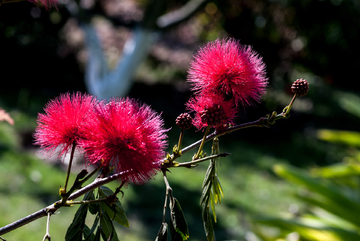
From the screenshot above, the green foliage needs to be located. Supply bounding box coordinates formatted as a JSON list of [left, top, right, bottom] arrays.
[[65, 192, 92, 241], [255, 164, 360, 241], [200, 137, 224, 241], [253, 91, 360, 240], [170, 198, 189, 240], [98, 186, 129, 227], [317, 129, 360, 148], [65, 186, 129, 241]]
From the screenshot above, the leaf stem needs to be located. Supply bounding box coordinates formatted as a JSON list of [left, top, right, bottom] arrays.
[[194, 126, 210, 160], [177, 129, 185, 153]]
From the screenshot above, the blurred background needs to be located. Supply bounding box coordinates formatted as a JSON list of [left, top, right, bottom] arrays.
[[1, 0, 360, 240]]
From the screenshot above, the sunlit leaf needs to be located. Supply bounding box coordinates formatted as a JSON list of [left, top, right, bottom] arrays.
[[209, 192, 216, 223], [311, 162, 360, 178], [215, 175, 224, 199], [257, 217, 360, 241], [274, 164, 360, 228], [317, 129, 360, 147]]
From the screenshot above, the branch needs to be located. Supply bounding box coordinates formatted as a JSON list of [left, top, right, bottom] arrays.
[[0, 171, 125, 235], [0, 114, 276, 235], [175, 119, 263, 159], [176, 153, 230, 168], [157, 0, 209, 29]]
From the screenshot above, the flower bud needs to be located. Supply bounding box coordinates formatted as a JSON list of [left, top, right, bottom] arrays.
[[175, 113, 193, 130], [200, 105, 226, 127], [291, 79, 309, 97]]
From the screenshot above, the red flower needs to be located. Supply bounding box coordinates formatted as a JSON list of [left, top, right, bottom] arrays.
[[34, 92, 97, 158], [188, 38, 268, 106], [80, 98, 168, 184], [28, 0, 58, 10], [186, 92, 237, 130]]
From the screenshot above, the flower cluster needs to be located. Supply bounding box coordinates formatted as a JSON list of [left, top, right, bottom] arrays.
[[186, 38, 268, 130], [34, 92, 168, 184]]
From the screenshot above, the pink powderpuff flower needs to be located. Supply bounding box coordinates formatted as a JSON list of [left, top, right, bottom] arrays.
[[80, 98, 168, 185], [186, 92, 237, 130], [28, 0, 58, 10], [34, 92, 97, 158], [188, 38, 268, 106]]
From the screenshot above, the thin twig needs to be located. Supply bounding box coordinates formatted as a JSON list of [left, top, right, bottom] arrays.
[[42, 212, 51, 241], [176, 153, 230, 168], [161, 169, 173, 223], [67, 198, 107, 205]]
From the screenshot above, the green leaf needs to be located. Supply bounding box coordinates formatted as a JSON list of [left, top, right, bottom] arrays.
[[257, 217, 360, 241], [170, 217, 183, 241], [170, 198, 189, 240], [65, 203, 88, 241], [202, 163, 214, 189], [83, 225, 95, 241], [317, 129, 360, 148], [99, 186, 125, 212], [209, 192, 216, 223], [212, 174, 223, 204], [93, 227, 101, 241], [274, 164, 360, 228], [155, 223, 168, 241], [84, 216, 100, 241], [311, 162, 360, 178], [100, 201, 129, 227], [200, 181, 212, 206], [215, 175, 224, 199], [202, 204, 215, 241], [98, 186, 129, 227], [87, 192, 99, 215], [100, 212, 119, 241]]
